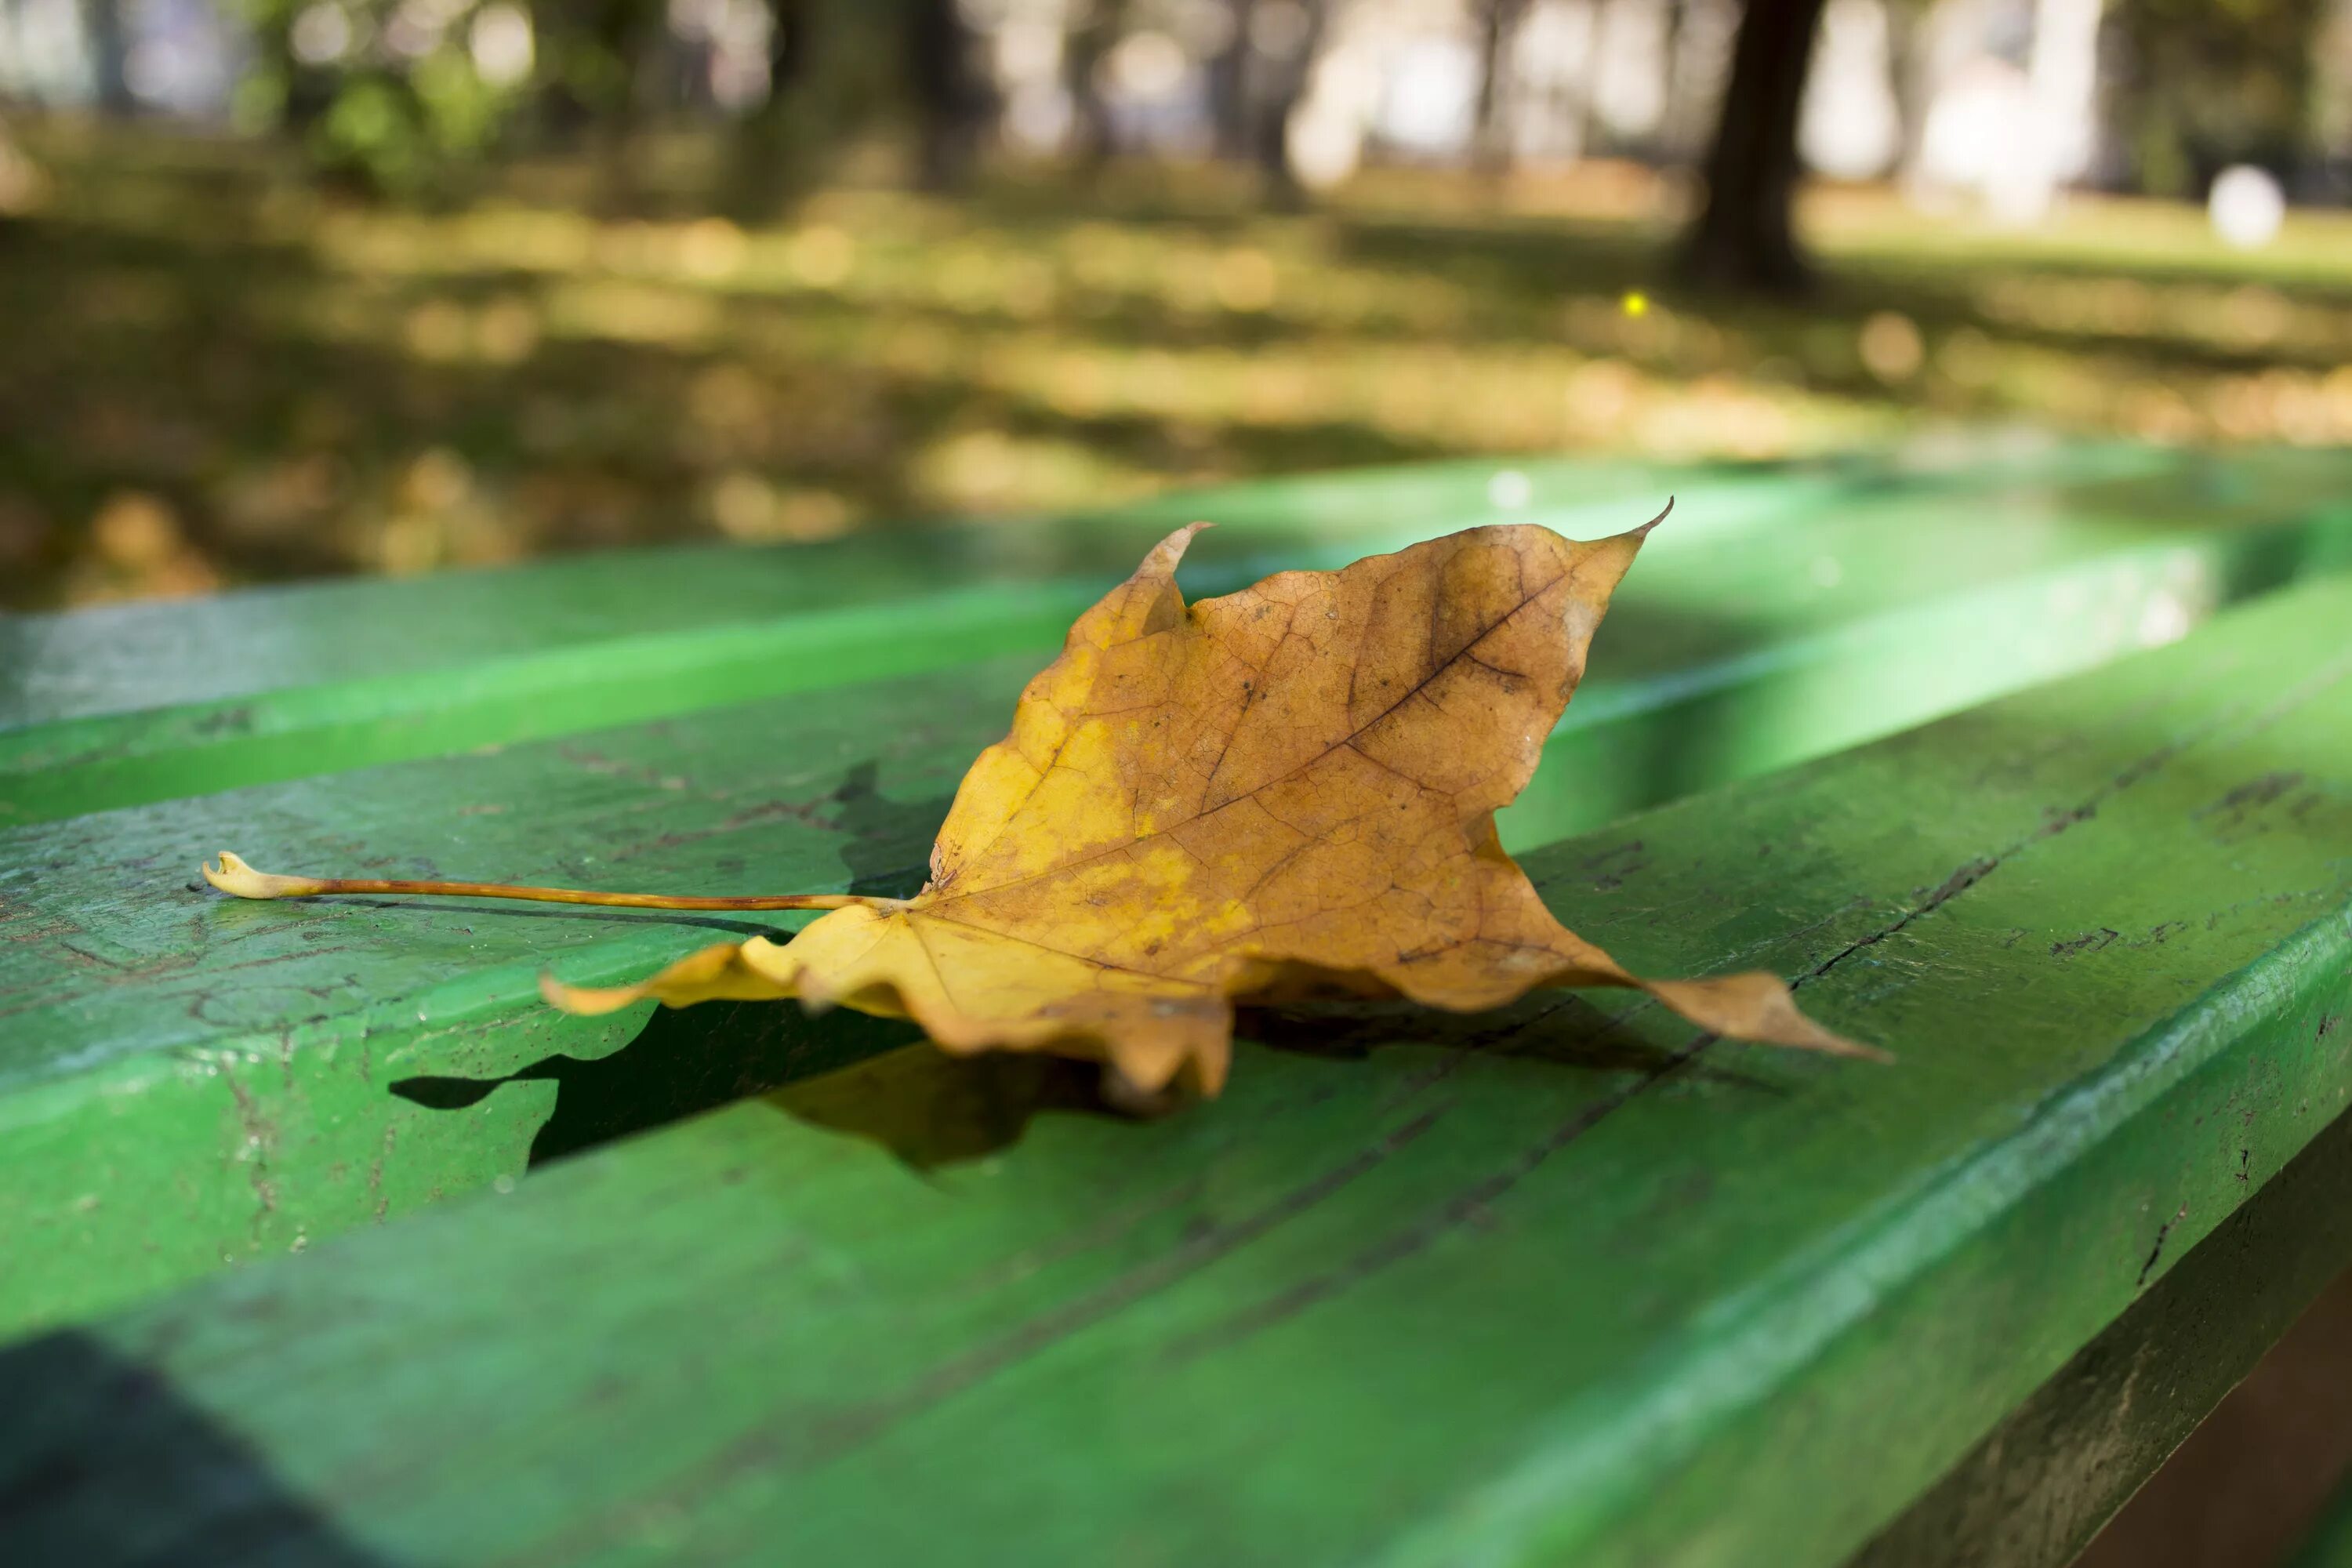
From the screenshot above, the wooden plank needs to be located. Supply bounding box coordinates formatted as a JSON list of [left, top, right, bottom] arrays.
[[0, 441, 2074, 729], [5, 574, 2351, 1567], [7, 455, 2352, 1338], [0, 452, 1771, 826], [10, 440, 2336, 829], [1849, 1098, 2352, 1568]]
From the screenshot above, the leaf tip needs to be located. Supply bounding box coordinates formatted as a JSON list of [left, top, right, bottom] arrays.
[[1151, 520, 1215, 564], [1758, 999, 1888, 1062], [201, 851, 328, 900], [1817, 1033, 1895, 1063], [538, 970, 637, 1017], [1634, 495, 1675, 539]]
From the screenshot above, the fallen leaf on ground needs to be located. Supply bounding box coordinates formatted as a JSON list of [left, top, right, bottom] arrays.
[[206, 513, 1872, 1096]]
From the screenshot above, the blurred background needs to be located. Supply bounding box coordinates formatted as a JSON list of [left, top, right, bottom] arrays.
[[1, 0, 2349, 610]]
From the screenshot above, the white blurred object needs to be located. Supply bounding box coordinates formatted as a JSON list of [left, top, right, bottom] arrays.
[[1915, 55, 2020, 191], [1991, 0, 2103, 223], [1907, 0, 2105, 223], [673, 0, 775, 109], [1167, 0, 1236, 56], [1106, 31, 1187, 100], [1004, 82, 1073, 151], [1287, 43, 1379, 190], [1799, 0, 1900, 180], [469, 4, 534, 88], [1501, 0, 1605, 163], [290, 4, 354, 66], [386, 0, 466, 59], [1376, 38, 1479, 156], [995, 16, 1062, 81], [1584, 0, 1670, 144], [1250, 0, 1313, 59], [2209, 165, 2285, 250], [990, 0, 1069, 151], [669, 0, 724, 38], [1287, 100, 1364, 188], [1486, 470, 1534, 510]]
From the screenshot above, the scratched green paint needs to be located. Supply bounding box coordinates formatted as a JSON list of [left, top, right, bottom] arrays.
[[6, 576, 2350, 1567], [1852, 1098, 2352, 1568], [5, 445, 2352, 1338]]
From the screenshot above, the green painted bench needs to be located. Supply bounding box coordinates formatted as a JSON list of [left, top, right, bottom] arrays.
[[5, 438, 2352, 1566]]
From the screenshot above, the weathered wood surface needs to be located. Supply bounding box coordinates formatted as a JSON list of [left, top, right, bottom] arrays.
[[1851, 1083, 2352, 1568], [0, 439, 2343, 1335], [6, 445, 2351, 1338], [5, 574, 2351, 1568]]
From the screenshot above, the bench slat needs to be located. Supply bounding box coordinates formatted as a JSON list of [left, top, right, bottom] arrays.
[[13, 441, 2336, 829], [1853, 1101, 2352, 1568], [0, 454, 1763, 825], [5, 573, 2350, 1567], [7, 448, 2351, 1335]]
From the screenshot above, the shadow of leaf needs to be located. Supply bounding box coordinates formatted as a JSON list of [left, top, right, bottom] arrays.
[[760, 1047, 1116, 1171], [1240, 991, 1785, 1092], [388, 760, 1775, 1177], [831, 759, 956, 899]]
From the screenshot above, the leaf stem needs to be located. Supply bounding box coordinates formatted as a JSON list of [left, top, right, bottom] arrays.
[[199, 851, 909, 912]]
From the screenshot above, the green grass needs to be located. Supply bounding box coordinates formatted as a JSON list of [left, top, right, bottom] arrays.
[[3, 126, 2350, 610]]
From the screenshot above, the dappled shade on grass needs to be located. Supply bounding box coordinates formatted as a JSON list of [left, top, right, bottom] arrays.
[[5, 134, 2351, 609]]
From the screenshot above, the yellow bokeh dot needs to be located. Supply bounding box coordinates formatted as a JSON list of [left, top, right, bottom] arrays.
[[1621, 290, 1650, 318]]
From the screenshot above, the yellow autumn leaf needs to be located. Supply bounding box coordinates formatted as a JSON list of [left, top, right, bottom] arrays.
[[207, 514, 1873, 1098]]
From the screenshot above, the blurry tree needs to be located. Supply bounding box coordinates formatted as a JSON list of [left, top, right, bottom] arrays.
[[81, 0, 135, 113], [556, 0, 668, 210], [1882, 0, 1927, 175], [723, 0, 965, 214], [1680, 0, 1829, 293], [906, 0, 987, 187], [1571, 0, 1613, 154], [1208, 0, 1252, 155], [1469, 0, 1531, 171], [233, 0, 532, 199], [2321, 0, 2352, 176], [1064, 0, 1130, 169], [1657, 0, 1691, 154], [724, 0, 826, 207], [235, 0, 307, 131], [2105, 0, 2329, 195], [1250, 0, 1325, 205]]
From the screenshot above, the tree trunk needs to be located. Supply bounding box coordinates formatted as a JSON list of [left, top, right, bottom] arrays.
[[585, 0, 665, 216], [722, 0, 819, 217], [83, 0, 134, 115], [1064, 0, 1125, 172], [1209, 0, 1257, 158], [1883, 0, 1928, 187], [1572, 0, 1614, 158], [1659, 0, 1690, 157], [1470, 0, 1524, 174], [1677, 0, 1829, 295], [908, 0, 982, 190], [1252, 0, 1326, 207]]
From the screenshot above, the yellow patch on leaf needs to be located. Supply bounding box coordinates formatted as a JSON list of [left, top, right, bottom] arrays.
[[543, 518, 1871, 1093]]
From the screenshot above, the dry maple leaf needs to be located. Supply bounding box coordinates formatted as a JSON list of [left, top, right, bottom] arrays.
[[205, 514, 1873, 1097]]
